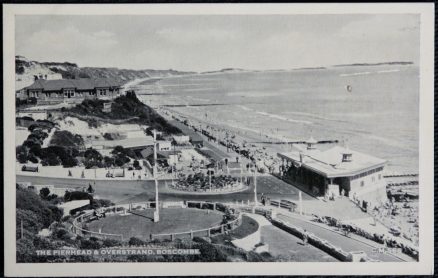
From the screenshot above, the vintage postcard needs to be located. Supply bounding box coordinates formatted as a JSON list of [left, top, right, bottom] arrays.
[[3, 3, 434, 276]]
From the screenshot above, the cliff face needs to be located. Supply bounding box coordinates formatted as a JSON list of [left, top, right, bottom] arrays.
[[15, 55, 196, 90]]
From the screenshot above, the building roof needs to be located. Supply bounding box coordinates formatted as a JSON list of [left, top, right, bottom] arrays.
[[57, 200, 90, 216], [140, 148, 180, 159], [307, 136, 317, 144], [92, 137, 154, 150], [169, 120, 203, 143], [278, 145, 386, 178], [25, 78, 122, 91], [227, 162, 241, 169]]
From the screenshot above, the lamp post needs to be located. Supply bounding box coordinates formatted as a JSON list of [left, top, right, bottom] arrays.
[[253, 165, 258, 206], [239, 154, 243, 185], [209, 169, 212, 192], [153, 130, 159, 222]]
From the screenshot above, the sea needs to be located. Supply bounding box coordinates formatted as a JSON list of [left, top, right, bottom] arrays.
[[134, 64, 419, 174]]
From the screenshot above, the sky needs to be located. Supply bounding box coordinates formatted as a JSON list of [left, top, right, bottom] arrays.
[[15, 14, 420, 72]]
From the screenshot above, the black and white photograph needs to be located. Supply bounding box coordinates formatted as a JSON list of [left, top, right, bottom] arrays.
[[3, 3, 434, 276]]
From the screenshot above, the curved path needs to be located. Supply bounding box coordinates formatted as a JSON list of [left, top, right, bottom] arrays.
[[16, 174, 314, 204], [233, 214, 337, 262]]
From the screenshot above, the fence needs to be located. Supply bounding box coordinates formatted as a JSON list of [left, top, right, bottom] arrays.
[[71, 211, 124, 240], [151, 200, 242, 241], [71, 201, 161, 240], [271, 218, 358, 262], [71, 200, 241, 242]]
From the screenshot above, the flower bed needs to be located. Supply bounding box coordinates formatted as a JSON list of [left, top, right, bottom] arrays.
[[171, 173, 243, 192]]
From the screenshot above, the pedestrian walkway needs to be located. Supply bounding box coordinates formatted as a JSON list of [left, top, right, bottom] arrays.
[[276, 213, 406, 262], [232, 213, 270, 251], [16, 162, 153, 181]]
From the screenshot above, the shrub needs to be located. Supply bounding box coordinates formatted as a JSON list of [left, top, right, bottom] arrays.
[[39, 187, 51, 200], [16, 209, 43, 237], [55, 228, 72, 241], [50, 130, 84, 148], [16, 188, 63, 228], [103, 238, 121, 248], [16, 145, 29, 163], [103, 133, 114, 140], [103, 156, 114, 167], [80, 238, 102, 249], [92, 199, 113, 208], [129, 237, 145, 246], [64, 191, 93, 202]]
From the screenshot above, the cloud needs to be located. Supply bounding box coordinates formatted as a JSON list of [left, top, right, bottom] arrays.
[[93, 30, 115, 38], [337, 14, 420, 40], [17, 26, 118, 64], [156, 27, 239, 45]]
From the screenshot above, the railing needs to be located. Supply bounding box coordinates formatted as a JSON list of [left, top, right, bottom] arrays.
[[71, 211, 124, 240], [71, 201, 160, 240], [151, 213, 242, 241], [71, 200, 242, 242]]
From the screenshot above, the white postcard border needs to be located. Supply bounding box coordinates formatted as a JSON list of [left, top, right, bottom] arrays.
[[3, 3, 434, 276]]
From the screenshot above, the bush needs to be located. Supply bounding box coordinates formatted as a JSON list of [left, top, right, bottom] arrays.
[[50, 130, 84, 148], [80, 238, 102, 249], [16, 145, 29, 163], [103, 133, 114, 140], [66, 91, 181, 135], [84, 148, 103, 168], [55, 228, 72, 241], [103, 238, 122, 248], [103, 156, 115, 167], [16, 187, 63, 228], [91, 199, 114, 209], [129, 237, 145, 246], [39, 187, 51, 200], [64, 191, 93, 202], [16, 209, 43, 237]]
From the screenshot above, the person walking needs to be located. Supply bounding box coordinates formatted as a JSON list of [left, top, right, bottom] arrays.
[[302, 229, 308, 245]]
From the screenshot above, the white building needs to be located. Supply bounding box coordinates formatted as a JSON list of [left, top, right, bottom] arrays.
[[278, 140, 387, 204], [157, 140, 172, 151]]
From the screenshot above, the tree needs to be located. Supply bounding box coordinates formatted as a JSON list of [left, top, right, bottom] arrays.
[[64, 191, 92, 202], [103, 156, 114, 168], [16, 187, 63, 228], [84, 148, 103, 168], [16, 209, 42, 237], [39, 187, 50, 200], [129, 237, 145, 246], [29, 144, 42, 157], [16, 145, 29, 163], [133, 160, 140, 169], [42, 152, 60, 166]]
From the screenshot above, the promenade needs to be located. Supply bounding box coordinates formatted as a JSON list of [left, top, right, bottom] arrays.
[[276, 213, 406, 262]]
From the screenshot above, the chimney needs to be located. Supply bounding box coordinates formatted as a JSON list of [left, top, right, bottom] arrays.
[[299, 152, 305, 163], [306, 136, 317, 150], [342, 152, 352, 162]]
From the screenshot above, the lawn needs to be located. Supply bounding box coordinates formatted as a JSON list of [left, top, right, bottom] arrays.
[[260, 225, 338, 262], [87, 208, 223, 240], [211, 215, 259, 245]]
